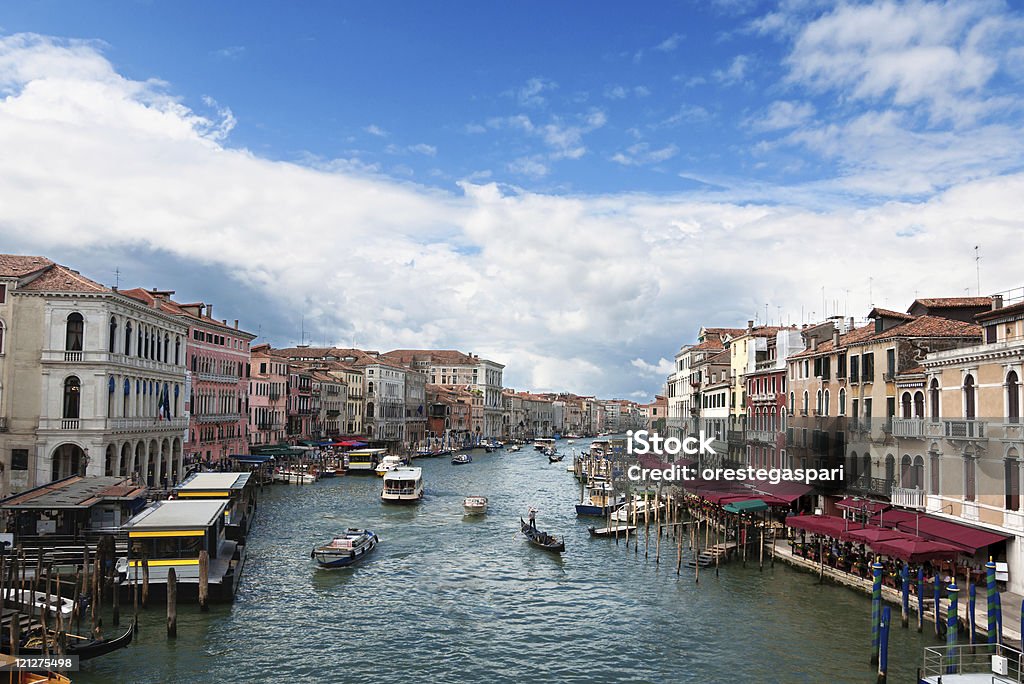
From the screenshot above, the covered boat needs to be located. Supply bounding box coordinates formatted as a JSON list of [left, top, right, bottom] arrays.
[[463, 496, 488, 515], [381, 467, 424, 504], [311, 529, 379, 568], [451, 453, 472, 465]]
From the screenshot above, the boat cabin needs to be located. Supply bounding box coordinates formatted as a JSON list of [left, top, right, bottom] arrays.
[[119, 498, 244, 601], [533, 438, 556, 450], [173, 472, 257, 543], [381, 467, 423, 503], [346, 448, 388, 473]]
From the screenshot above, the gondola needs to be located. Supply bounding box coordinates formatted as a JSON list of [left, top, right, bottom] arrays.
[[451, 453, 472, 465], [6, 618, 137, 661], [548, 453, 564, 463], [520, 517, 565, 553]]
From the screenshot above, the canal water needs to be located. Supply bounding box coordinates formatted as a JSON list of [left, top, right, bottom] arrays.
[[76, 439, 935, 683]]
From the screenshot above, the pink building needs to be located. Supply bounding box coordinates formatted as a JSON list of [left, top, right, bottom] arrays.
[[120, 290, 254, 464], [249, 344, 288, 447]]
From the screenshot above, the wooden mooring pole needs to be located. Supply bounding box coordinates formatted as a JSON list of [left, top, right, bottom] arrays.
[[166, 567, 177, 638], [199, 549, 210, 611]]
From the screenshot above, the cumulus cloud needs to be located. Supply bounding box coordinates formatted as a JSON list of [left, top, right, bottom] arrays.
[[2, 32, 1024, 399], [611, 142, 679, 166], [713, 54, 750, 85], [631, 357, 676, 377], [364, 124, 388, 137], [512, 77, 557, 108]]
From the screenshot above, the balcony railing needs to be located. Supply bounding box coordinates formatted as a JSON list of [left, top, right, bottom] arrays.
[[748, 429, 778, 443], [61, 419, 79, 430], [64, 351, 83, 362], [108, 416, 188, 430], [195, 413, 241, 424], [848, 475, 892, 497], [196, 372, 240, 384], [890, 486, 925, 509], [944, 420, 986, 440], [41, 349, 182, 373], [891, 417, 924, 438]]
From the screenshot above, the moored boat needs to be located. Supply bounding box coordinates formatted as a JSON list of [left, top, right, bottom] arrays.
[[310, 529, 379, 568], [520, 517, 564, 553], [346, 448, 388, 474], [274, 468, 317, 484], [451, 453, 472, 465], [462, 496, 488, 515], [1, 588, 74, 618], [612, 497, 665, 522], [375, 454, 405, 477], [4, 618, 137, 661], [575, 479, 624, 517], [533, 438, 555, 451], [508, 444, 521, 453], [588, 524, 638, 537], [381, 467, 424, 504]]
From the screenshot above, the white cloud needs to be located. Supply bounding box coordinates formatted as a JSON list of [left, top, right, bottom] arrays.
[[747, 100, 816, 131], [713, 54, 750, 85], [654, 33, 684, 52], [507, 156, 549, 178], [409, 143, 437, 156], [611, 143, 679, 166], [212, 46, 245, 60], [3, 32, 1024, 398], [604, 84, 628, 99], [364, 124, 388, 137], [488, 110, 607, 161], [631, 357, 675, 376], [512, 77, 557, 108]]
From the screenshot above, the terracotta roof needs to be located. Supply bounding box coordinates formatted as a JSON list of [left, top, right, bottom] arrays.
[[792, 317, 980, 358], [705, 349, 730, 365], [896, 364, 926, 377], [0, 254, 54, 278], [869, 307, 914, 321], [976, 301, 1024, 321], [118, 289, 254, 336], [383, 349, 480, 366], [690, 338, 725, 352], [910, 297, 992, 310], [18, 263, 108, 293]]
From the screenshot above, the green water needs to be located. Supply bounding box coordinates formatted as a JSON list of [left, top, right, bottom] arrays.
[[72, 440, 935, 683]]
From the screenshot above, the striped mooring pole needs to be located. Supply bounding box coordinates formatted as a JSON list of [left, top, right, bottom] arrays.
[[987, 558, 997, 644], [877, 605, 891, 684], [947, 582, 959, 674], [900, 564, 909, 628], [968, 582, 977, 644], [934, 574, 942, 639], [871, 560, 883, 666], [917, 567, 924, 633]]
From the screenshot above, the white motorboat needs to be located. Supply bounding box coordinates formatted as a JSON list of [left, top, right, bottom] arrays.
[[375, 454, 404, 477], [274, 469, 317, 484], [1, 588, 74, 617], [612, 497, 666, 522], [381, 467, 424, 504], [462, 496, 488, 515], [311, 529, 379, 568]]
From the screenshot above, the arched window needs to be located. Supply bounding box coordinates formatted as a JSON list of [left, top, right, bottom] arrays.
[[0, 319, 5, 355], [1008, 371, 1020, 424], [65, 312, 84, 351], [815, 390, 822, 415], [964, 374, 976, 419], [929, 379, 940, 421], [137, 326, 143, 358], [144, 329, 151, 360], [108, 317, 117, 353], [823, 389, 830, 416], [780, 408, 786, 431], [164, 334, 170, 363], [174, 337, 181, 365], [839, 388, 846, 416], [789, 392, 794, 413], [929, 450, 941, 494], [124, 321, 132, 355], [63, 375, 81, 419], [913, 456, 924, 491], [802, 391, 809, 414], [885, 454, 895, 488], [900, 454, 913, 488], [901, 392, 912, 419], [1006, 451, 1020, 512], [366, 401, 374, 418], [914, 391, 925, 418]]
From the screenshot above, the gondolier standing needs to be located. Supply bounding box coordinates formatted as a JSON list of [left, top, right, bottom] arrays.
[[528, 507, 537, 530]]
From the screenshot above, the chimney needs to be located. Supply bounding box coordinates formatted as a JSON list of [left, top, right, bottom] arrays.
[[810, 337, 818, 351], [847, 316, 854, 331], [234, 319, 239, 329], [993, 295, 1004, 310], [747, 319, 754, 333], [206, 304, 213, 319], [833, 328, 840, 347]]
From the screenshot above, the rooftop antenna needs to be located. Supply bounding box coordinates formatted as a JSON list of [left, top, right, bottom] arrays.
[[869, 277, 874, 307], [298, 316, 309, 348], [114, 268, 120, 289], [975, 245, 981, 296]]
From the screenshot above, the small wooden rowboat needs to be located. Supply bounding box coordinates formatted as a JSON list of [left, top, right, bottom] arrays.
[[520, 517, 565, 553]]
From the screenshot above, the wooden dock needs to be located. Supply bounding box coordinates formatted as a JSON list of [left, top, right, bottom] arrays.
[[685, 541, 737, 568]]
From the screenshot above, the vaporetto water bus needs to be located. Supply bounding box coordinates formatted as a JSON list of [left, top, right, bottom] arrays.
[[347, 448, 389, 474], [381, 467, 424, 504]]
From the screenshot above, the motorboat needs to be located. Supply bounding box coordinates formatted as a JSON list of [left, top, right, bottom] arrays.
[[311, 529, 379, 568], [375, 454, 404, 477], [381, 467, 424, 504], [463, 496, 488, 515], [451, 453, 472, 465]]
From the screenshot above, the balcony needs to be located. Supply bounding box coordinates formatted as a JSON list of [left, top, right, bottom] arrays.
[[891, 417, 924, 438], [196, 372, 240, 384], [848, 475, 892, 498], [61, 419, 79, 430], [41, 349, 182, 373], [195, 413, 241, 424], [890, 486, 925, 509], [64, 351, 83, 362], [727, 430, 746, 446], [108, 416, 188, 431], [943, 420, 986, 440], [748, 429, 778, 443]]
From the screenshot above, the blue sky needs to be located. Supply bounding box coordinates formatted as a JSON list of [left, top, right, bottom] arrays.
[[2, 1, 1024, 398]]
